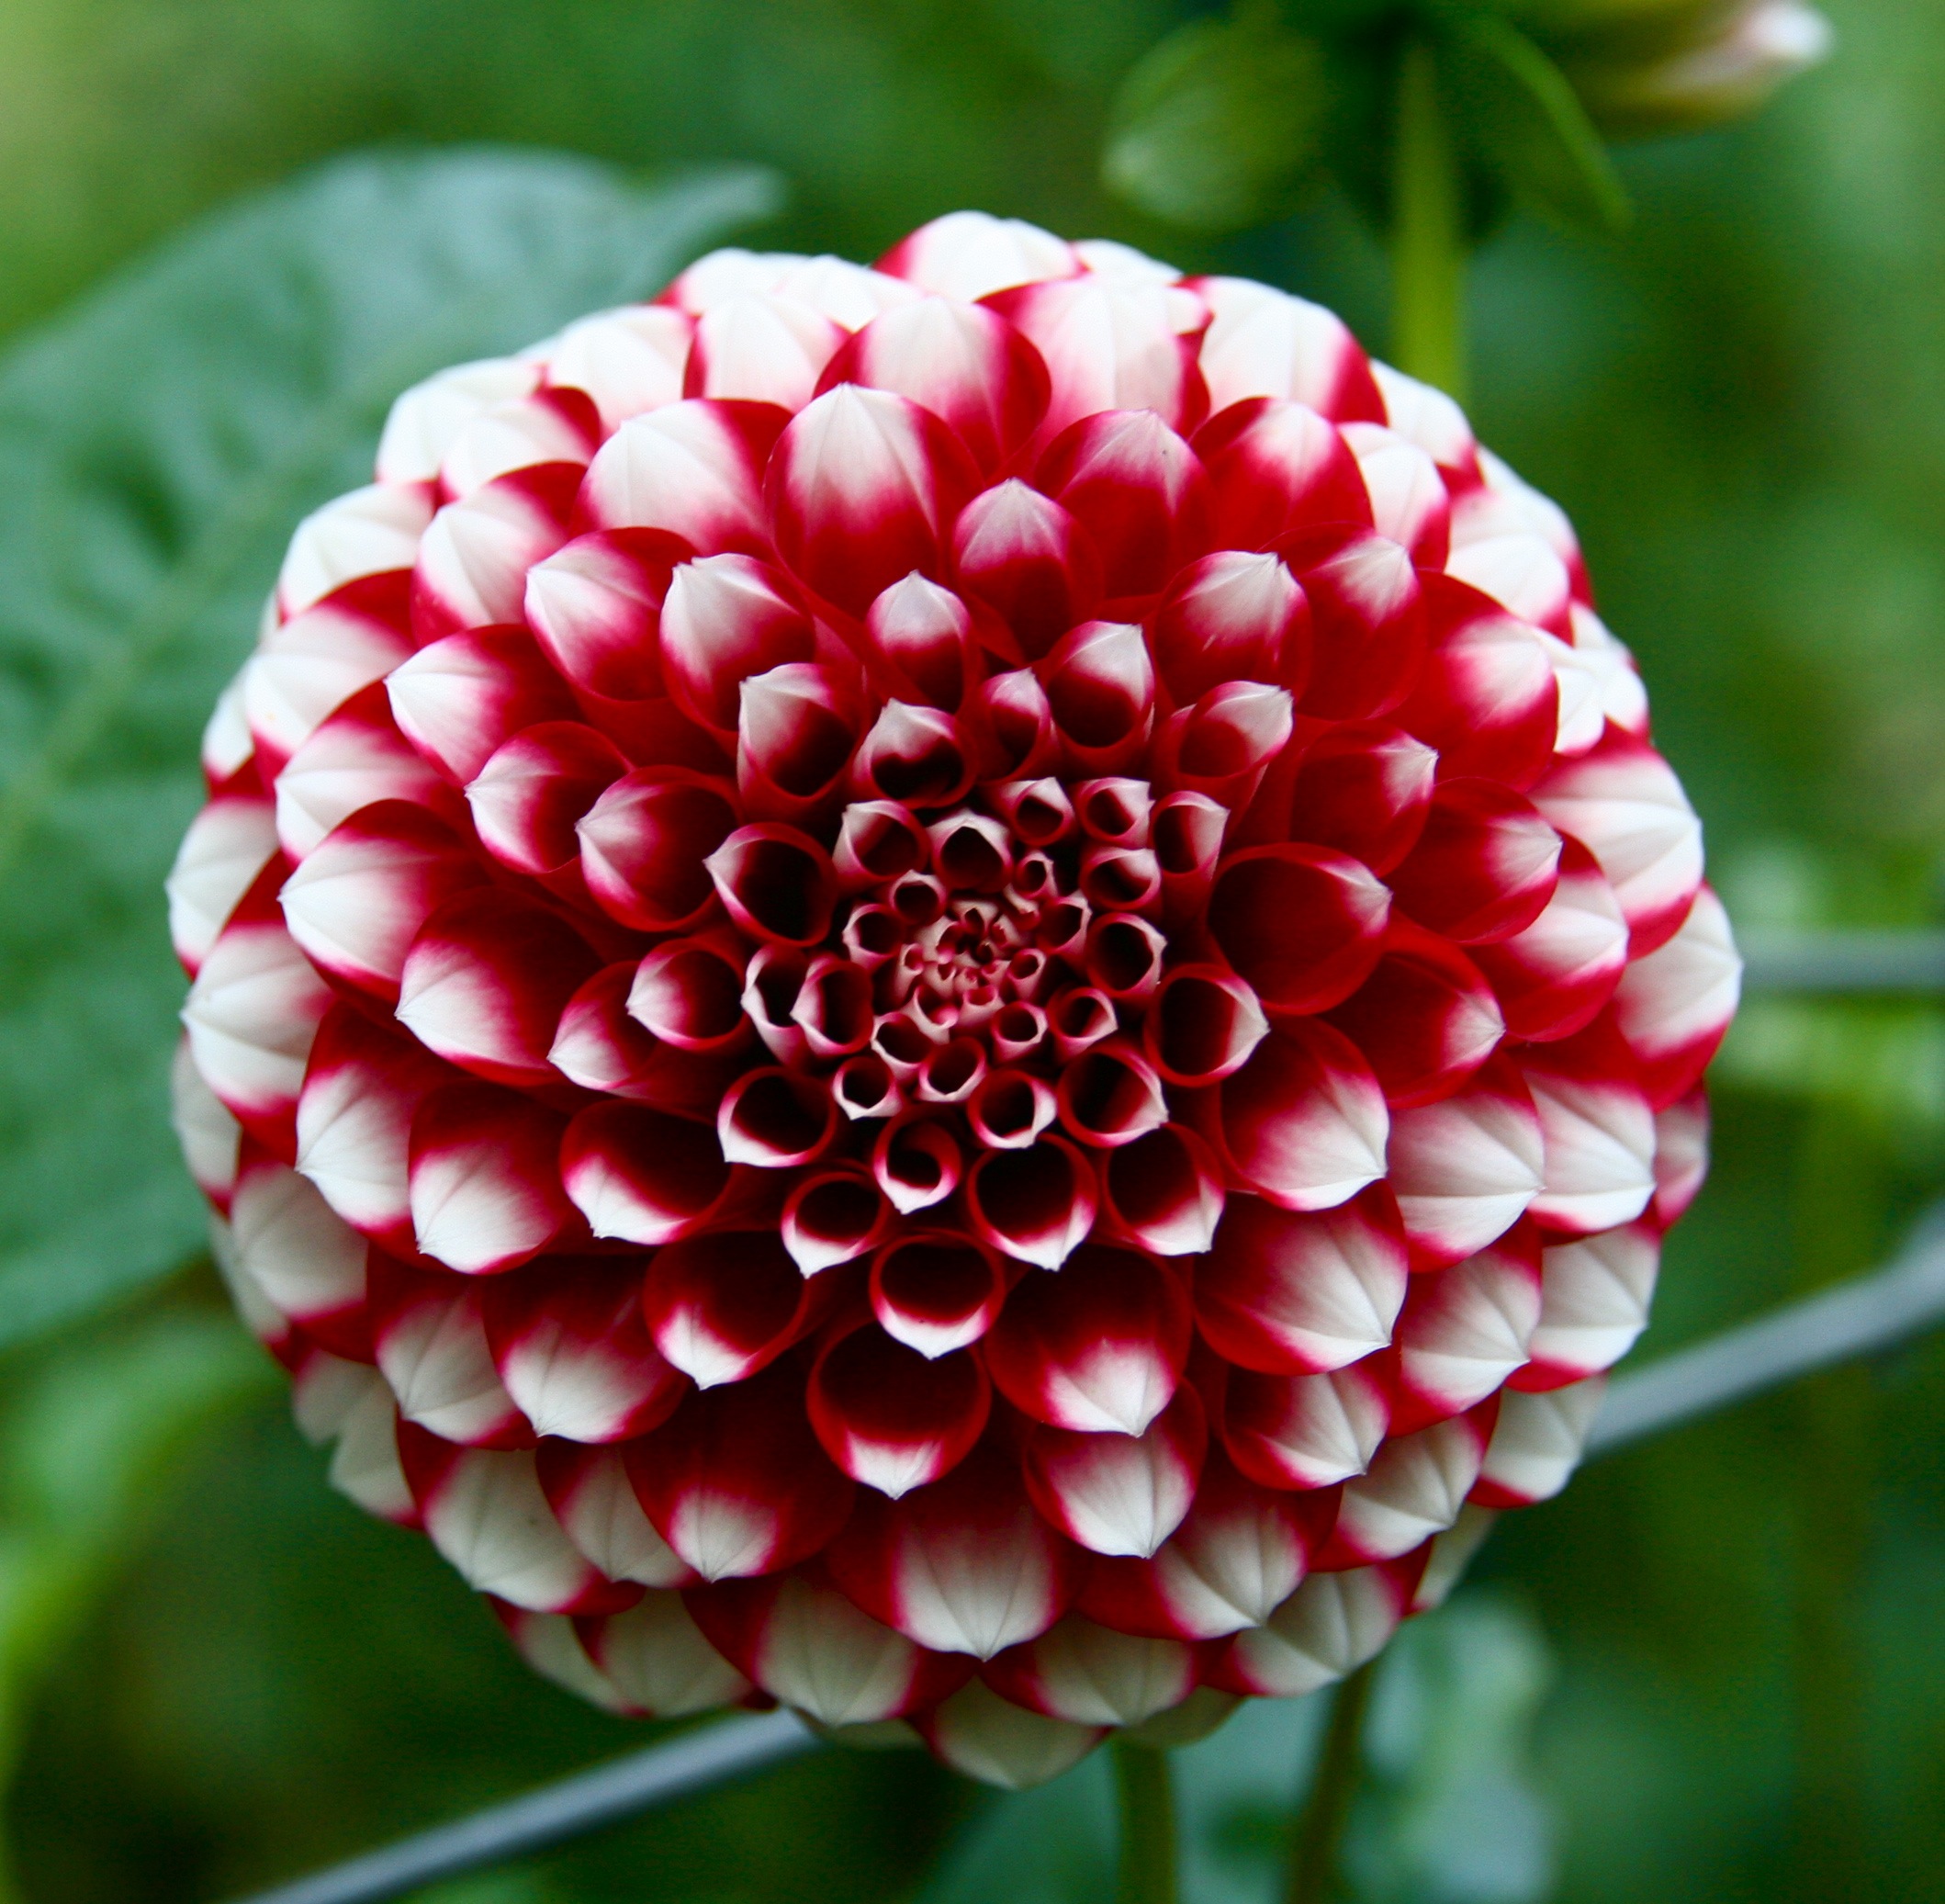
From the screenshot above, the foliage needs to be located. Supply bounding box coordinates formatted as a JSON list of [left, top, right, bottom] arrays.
[[0, 149, 776, 1350]]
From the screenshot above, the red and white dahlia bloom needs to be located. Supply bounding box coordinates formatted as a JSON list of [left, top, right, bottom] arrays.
[[168, 211, 1740, 1787]]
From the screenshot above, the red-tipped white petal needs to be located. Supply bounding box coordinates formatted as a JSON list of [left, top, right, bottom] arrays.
[[388, 626, 578, 786], [1516, 1220, 1660, 1387], [1287, 534, 1424, 722], [544, 303, 693, 430], [808, 1324, 990, 1497], [1533, 729, 1703, 956], [626, 1367, 854, 1582], [579, 399, 784, 554], [1098, 1122, 1226, 1257], [1445, 532, 1571, 638], [167, 794, 278, 973], [1520, 1026, 1658, 1236], [396, 892, 599, 1087], [172, 1037, 242, 1211], [377, 358, 538, 485], [1399, 577, 1558, 789], [295, 1005, 452, 1250], [1215, 1564, 1408, 1697], [1388, 778, 1562, 946], [919, 1679, 1103, 1790], [1151, 550, 1307, 710], [230, 1152, 368, 1338], [1190, 276, 1383, 422], [1224, 1361, 1390, 1490], [523, 530, 682, 702], [244, 601, 412, 776], [1078, 1458, 1327, 1639], [535, 1442, 699, 1586], [1372, 361, 1478, 476], [1209, 843, 1390, 1017], [280, 804, 484, 1000], [579, 1593, 753, 1715], [820, 297, 1050, 472], [1023, 1388, 1207, 1558], [1342, 422, 1449, 566], [1390, 1223, 1544, 1430], [824, 1445, 1081, 1657], [1211, 1020, 1390, 1215], [440, 388, 598, 500], [486, 1259, 687, 1444], [963, 1135, 1098, 1270], [1323, 921, 1504, 1110], [1570, 603, 1650, 735], [399, 1433, 625, 1614], [985, 1244, 1190, 1435], [870, 1232, 1007, 1357], [1473, 1377, 1605, 1508], [1469, 835, 1630, 1043], [767, 385, 978, 616], [1196, 1188, 1408, 1376], [1612, 886, 1742, 1107], [1196, 399, 1371, 554], [688, 1573, 965, 1725], [579, 768, 742, 933], [407, 1084, 574, 1275], [1327, 1411, 1491, 1564], [181, 915, 333, 1148], [950, 479, 1103, 662], [1653, 1090, 1710, 1228], [372, 1259, 529, 1447], [860, 573, 978, 711], [466, 721, 626, 880], [645, 1229, 835, 1390], [318, 1370, 418, 1525], [1281, 720, 1437, 875], [562, 1102, 736, 1248], [880, 211, 1078, 301], [1385, 1056, 1545, 1269], [274, 687, 451, 863], [986, 275, 1207, 441], [986, 1615, 1199, 1726], [1034, 410, 1210, 602], [491, 1603, 626, 1712], [277, 482, 433, 619], [685, 291, 844, 410], [410, 478, 569, 642]]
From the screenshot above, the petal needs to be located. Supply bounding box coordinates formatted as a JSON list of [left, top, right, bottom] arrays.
[[579, 398, 786, 554], [1611, 886, 1742, 1107], [1196, 1187, 1408, 1376], [1189, 276, 1384, 422], [1385, 1054, 1545, 1269]]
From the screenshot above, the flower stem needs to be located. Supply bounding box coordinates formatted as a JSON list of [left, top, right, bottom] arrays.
[[1284, 1661, 1377, 1904], [1112, 1737, 1179, 1904], [1390, 34, 1467, 400]]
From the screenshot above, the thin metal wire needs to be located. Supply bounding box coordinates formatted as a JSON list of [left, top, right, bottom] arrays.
[[1588, 1204, 1945, 1457], [223, 1204, 1945, 1904], [226, 1708, 817, 1904], [1738, 929, 1945, 995]]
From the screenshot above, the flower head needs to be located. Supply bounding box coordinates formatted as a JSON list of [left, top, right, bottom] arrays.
[[169, 212, 1740, 1786]]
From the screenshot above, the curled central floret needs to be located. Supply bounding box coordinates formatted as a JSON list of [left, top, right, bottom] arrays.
[[167, 210, 1741, 1790]]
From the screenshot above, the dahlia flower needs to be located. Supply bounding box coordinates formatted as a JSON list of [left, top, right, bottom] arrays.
[[168, 210, 1740, 1788]]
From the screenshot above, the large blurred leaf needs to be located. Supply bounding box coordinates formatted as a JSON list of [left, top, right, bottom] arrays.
[[1102, 6, 1331, 231], [0, 149, 779, 1351]]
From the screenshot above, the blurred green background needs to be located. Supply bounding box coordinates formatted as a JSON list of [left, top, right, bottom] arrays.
[[0, 1, 1941, 1900]]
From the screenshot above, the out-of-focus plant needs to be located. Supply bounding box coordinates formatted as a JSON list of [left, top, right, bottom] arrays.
[[1103, 0, 1831, 392], [0, 1301, 277, 1900]]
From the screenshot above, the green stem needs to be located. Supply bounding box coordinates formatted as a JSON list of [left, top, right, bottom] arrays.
[[1112, 1738, 1178, 1904], [1285, 1661, 1377, 1904], [1390, 35, 1467, 400]]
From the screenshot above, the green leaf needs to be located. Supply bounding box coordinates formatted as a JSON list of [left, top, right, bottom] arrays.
[[1443, 14, 1632, 234], [0, 149, 780, 1353], [1103, 8, 1331, 231]]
